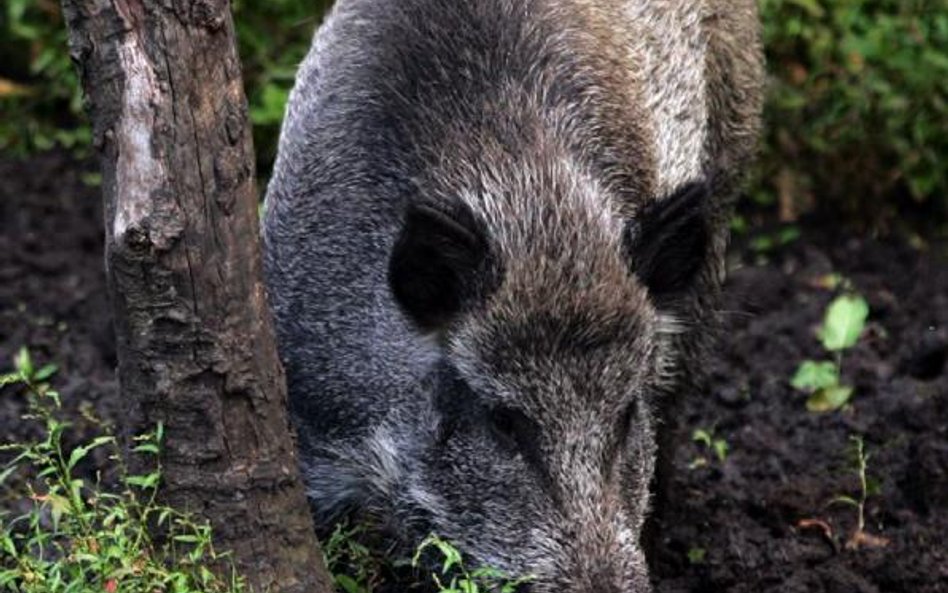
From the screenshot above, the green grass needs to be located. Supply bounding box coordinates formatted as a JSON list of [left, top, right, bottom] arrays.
[[0, 348, 531, 593], [0, 348, 246, 593]]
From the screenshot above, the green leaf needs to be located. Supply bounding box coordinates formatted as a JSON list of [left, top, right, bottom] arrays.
[[692, 429, 713, 448], [830, 495, 860, 508], [0, 372, 24, 387], [688, 456, 708, 470], [470, 567, 504, 579], [778, 225, 801, 245], [132, 442, 160, 455], [45, 492, 71, 530], [437, 539, 462, 574], [791, 360, 839, 392], [33, 364, 58, 382], [125, 472, 160, 489], [249, 84, 290, 125], [788, 0, 825, 18], [334, 574, 365, 593], [0, 569, 20, 588], [67, 436, 114, 470], [749, 234, 775, 253], [13, 347, 33, 378], [687, 547, 707, 564], [0, 464, 18, 486], [818, 295, 869, 351], [0, 531, 17, 556], [200, 566, 216, 585], [806, 385, 854, 413]]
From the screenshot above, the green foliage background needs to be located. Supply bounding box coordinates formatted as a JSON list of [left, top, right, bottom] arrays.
[[1, 0, 945, 227], [756, 0, 947, 226]]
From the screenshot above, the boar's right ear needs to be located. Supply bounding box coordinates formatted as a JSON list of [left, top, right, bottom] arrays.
[[389, 201, 496, 331]]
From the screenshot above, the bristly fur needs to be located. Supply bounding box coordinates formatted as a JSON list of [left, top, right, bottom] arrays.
[[263, 1, 763, 591]]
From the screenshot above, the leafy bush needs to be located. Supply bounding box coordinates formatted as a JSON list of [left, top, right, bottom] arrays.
[[232, 0, 333, 169], [0, 0, 331, 173], [2, 1, 945, 225], [0, 0, 88, 154], [757, 0, 948, 224]]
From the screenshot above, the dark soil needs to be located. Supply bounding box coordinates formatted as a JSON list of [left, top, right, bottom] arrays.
[[2, 151, 946, 592], [0, 152, 117, 437], [654, 232, 948, 592]]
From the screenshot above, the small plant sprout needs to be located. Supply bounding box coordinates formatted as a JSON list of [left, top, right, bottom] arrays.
[[791, 293, 869, 412], [809, 273, 846, 291], [830, 436, 889, 551], [686, 547, 707, 565], [412, 534, 534, 593], [689, 427, 729, 469]]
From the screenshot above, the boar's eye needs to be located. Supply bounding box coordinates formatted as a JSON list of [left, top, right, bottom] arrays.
[[616, 399, 638, 446], [432, 363, 480, 447], [487, 405, 542, 463], [606, 399, 642, 469]]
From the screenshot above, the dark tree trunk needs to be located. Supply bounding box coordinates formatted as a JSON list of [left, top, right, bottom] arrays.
[[59, 2, 332, 592]]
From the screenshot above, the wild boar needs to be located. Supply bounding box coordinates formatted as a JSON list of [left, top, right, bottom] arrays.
[[263, 1, 763, 590]]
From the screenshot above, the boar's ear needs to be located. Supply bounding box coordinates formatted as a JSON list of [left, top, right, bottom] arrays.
[[389, 201, 496, 330], [625, 181, 711, 300]]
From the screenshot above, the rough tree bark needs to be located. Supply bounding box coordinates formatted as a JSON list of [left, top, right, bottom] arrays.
[[59, 1, 333, 592]]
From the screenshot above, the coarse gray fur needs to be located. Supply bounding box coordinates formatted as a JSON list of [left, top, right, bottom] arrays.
[[262, 1, 763, 591]]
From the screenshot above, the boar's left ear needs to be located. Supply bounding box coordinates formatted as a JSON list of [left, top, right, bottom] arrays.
[[624, 181, 711, 300], [389, 201, 497, 331]]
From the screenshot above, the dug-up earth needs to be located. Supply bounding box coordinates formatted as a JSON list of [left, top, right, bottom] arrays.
[[1, 152, 946, 592]]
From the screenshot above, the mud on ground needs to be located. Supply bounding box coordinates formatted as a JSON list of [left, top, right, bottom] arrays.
[[1, 152, 946, 592]]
